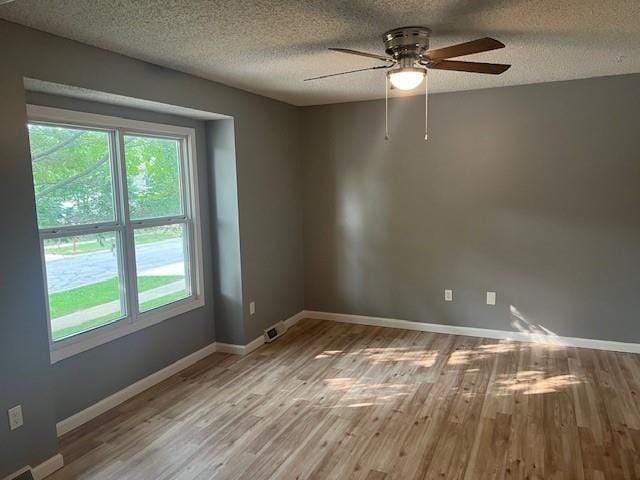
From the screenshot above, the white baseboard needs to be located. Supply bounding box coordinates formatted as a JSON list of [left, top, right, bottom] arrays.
[[56, 342, 217, 436], [243, 335, 265, 354], [1, 466, 29, 480], [49, 308, 638, 466], [216, 310, 307, 355], [3, 454, 65, 480], [216, 341, 250, 355], [55, 310, 308, 438], [32, 454, 64, 479], [284, 310, 306, 329], [302, 310, 640, 354]]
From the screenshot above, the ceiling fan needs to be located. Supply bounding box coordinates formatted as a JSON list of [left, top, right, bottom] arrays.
[[305, 27, 511, 140]]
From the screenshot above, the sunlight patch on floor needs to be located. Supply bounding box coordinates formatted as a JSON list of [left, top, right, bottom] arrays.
[[495, 370, 584, 395]]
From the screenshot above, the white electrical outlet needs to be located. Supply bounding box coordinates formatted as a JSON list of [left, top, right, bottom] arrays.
[[444, 289, 453, 302], [486, 291, 497, 306], [8, 405, 23, 431], [249, 301, 255, 315]]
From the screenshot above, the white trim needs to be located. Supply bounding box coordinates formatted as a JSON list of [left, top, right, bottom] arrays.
[[32, 454, 64, 480], [50, 297, 206, 363], [302, 310, 640, 354], [215, 334, 263, 355], [283, 310, 306, 330], [1, 466, 29, 480], [16, 311, 638, 477], [215, 342, 252, 355], [245, 335, 266, 354], [50, 311, 324, 437], [56, 342, 217, 436], [3, 454, 65, 480], [51, 309, 640, 443], [216, 311, 308, 355]]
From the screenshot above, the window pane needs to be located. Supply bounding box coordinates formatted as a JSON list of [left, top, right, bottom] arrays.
[[28, 124, 116, 228], [125, 135, 184, 220], [134, 225, 190, 312], [44, 232, 125, 341]]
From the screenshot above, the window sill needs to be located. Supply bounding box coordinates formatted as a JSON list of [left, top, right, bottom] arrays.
[[50, 296, 205, 364]]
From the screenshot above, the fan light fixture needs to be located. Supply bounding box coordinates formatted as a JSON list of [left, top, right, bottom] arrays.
[[306, 26, 511, 140], [388, 67, 425, 90]]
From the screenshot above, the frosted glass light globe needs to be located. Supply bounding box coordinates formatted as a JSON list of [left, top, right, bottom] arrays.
[[388, 68, 425, 90]]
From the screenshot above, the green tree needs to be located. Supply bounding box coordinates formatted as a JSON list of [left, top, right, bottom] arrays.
[[29, 125, 183, 229], [29, 125, 114, 227], [124, 135, 182, 219]]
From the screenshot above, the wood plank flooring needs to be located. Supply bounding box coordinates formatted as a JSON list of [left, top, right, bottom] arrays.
[[50, 319, 640, 479]]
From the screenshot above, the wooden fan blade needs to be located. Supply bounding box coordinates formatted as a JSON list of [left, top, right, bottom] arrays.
[[329, 48, 394, 63], [304, 64, 390, 81], [424, 37, 505, 61], [426, 60, 510, 74]]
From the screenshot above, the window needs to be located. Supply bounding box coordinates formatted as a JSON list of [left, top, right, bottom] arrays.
[[27, 106, 203, 362]]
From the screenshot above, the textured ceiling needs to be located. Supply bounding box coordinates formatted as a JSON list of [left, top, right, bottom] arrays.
[[2, 0, 639, 106]]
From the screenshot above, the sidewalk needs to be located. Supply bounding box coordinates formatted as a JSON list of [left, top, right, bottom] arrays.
[[51, 280, 185, 331]]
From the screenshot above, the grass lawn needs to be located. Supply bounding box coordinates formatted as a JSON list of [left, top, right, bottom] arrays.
[[51, 289, 188, 340], [50, 275, 187, 340], [52, 311, 122, 341], [49, 275, 182, 318], [140, 289, 188, 312]]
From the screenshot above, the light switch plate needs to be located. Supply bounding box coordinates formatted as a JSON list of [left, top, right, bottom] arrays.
[[8, 405, 23, 430], [486, 291, 496, 306], [249, 301, 255, 315], [444, 289, 453, 302]]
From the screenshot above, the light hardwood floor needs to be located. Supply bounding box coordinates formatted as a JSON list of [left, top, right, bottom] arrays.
[[50, 319, 640, 479]]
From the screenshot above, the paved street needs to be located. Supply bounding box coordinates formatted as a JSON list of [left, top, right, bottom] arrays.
[[46, 238, 185, 293]]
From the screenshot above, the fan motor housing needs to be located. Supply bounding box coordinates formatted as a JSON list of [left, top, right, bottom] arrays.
[[383, 26, 432, 59]]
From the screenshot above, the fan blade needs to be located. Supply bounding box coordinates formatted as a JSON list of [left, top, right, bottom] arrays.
[[426, 60, 510, 74], [424, 37, 505, 61], [304, 65, 390, 81], [329, 48, 394, 63]]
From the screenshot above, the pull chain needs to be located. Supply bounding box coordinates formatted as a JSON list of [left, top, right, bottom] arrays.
[[424, 71, 428, 140], [385, 73, 389, 141]]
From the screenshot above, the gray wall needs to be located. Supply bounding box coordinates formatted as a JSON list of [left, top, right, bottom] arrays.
[[235, 103, 305, 341], [207, 119, 245, 344], [0, 20, 304, 477], [0, 52, 59, 478], [301, 74, 640, 343]]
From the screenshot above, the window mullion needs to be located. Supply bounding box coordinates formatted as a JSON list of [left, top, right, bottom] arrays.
[[185, 220, 195, 298], [115, 128, 139, 323], [110, 129, 125, 228], [181, 138, 197, 298], [179, 138, 191, 220], [40, 238, 56, 346]]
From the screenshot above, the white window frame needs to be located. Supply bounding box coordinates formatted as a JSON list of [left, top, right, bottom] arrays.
[[27, 105, 205, 363]]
